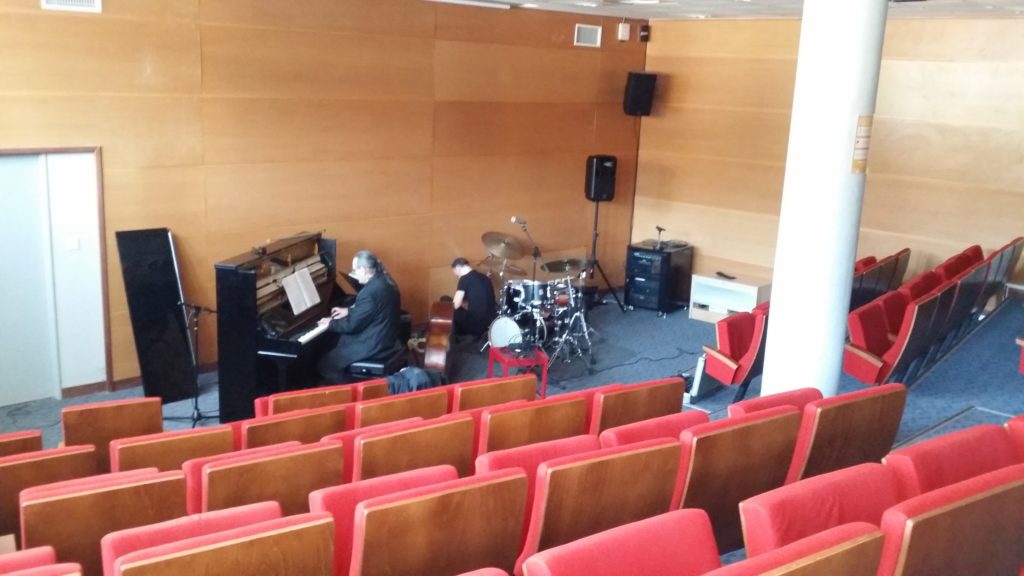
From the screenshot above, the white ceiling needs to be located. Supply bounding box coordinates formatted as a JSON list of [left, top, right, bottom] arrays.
[[437, 0, 1024, 20]]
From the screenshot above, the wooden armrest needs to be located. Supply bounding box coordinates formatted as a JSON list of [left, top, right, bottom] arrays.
[[702, 345, 740, 371], [843, 343, 883, 368]]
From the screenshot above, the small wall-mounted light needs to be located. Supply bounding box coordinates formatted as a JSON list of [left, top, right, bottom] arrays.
[[617, 21, 631, 42]]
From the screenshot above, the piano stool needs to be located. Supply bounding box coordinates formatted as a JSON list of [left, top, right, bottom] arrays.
[[347, 347, 409, 382], [487, 346, 548, 398]]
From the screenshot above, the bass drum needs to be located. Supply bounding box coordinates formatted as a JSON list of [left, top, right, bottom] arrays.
[[488, 316, 524, 349]]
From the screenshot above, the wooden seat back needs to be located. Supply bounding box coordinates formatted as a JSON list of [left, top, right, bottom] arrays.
[[203, 443, 343, 515], [268, 385, 355, 416], [480, 396, 587, 454], [590, 378, 685, 434], [788, 383, 906, 483], [0, 431, 42, 458], [62, 398, 163, 472], [116, 513, 334, 576], [679, 406, 801, 552], [111, 426, 234, 472], [705, 523, 883, 576], [351, 470, 527, 576], [452, 375, 537, 411], [241, 405, 347, 448], [0, 446, 97, 547], [21, 471, 186, 576], [353, 414, 475, 480], [353, 388, 448, 427], [524, 439, 682, 564]]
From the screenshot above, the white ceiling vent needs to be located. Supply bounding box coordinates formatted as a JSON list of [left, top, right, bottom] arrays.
[[41, 0, 102, 14], [574, 24, 602, 48]]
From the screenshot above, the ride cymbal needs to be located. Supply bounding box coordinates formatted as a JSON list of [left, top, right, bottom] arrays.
[[541, 258, 587, 274], [481, 231, 525, 260]]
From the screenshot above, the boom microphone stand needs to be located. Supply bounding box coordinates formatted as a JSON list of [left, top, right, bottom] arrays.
[[181, 301, 218, 427], [587, 200, 627, 312]]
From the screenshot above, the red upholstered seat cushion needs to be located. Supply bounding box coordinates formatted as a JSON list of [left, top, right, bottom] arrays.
[[848, 301, 892, 357], [1008, 415, 1024, 461], [717, 312, 755, 359], [854, 256, 878, 273], [728, 387, 823, 418], [101, 501, 282, 576], [875, 290, 909, 338], [520, 509, 721, 576], [897, 270, 940, 300], [0, 546, 57, 573], [882, 424, 1022, 497], [739, 463, 903, 557], [962, 244, 984, 264], [704, 522, 881, 576], [598, 411, 709, 447], [455, 569, 509, 576], [309, 465, 458, 576]]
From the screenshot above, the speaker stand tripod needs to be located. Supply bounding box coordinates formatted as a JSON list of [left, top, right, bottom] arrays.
[[587, 200, 626, 313]]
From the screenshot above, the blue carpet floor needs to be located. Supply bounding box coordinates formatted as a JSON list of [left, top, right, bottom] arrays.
[[3, 296, 1022, 452]]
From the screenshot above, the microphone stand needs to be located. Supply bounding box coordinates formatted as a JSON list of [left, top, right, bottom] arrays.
[[180, 301, 218, 427], [517, 221, 543, 283]]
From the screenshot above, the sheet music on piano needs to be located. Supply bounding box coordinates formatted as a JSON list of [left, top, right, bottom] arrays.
[[281, 268, 321, 316]]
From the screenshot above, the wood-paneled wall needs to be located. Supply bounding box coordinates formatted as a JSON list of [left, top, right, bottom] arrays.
[[0, 0, 645, 382], [636, 18, 1024, 280]]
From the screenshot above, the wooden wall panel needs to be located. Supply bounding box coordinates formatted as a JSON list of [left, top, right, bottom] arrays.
[[635, 152, 784, 213], [0, 13, 200, 94], [201, 99, 434, 164], [877, 61, 1024, 125], [640, 106, 791, 164], [432, 153, 582, 215], [434, 102, 600, 157], [646, 20, 799, 59], [202, 25, 434, 100], [198, 0, 436, 38], [647, 55, 796, 111], [880, 19, 1024, 62], [0, 0, 197, 20]]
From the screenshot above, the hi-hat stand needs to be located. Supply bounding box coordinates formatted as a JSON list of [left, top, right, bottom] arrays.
[[587, 200, 626, 313]]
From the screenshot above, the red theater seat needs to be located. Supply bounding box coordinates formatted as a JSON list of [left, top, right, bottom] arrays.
[[0, 430, 42, 458], [309, 465, 458, 576], [705, 522, 883, 576], [882, 423, 1022, 497], [727, 387, 823, 418], [698, 302, 769, 402], [876, 463, 1024, 576], [520, 509, 721, 576], [598, 410, 709, 447], [588, 377, 686, 434], [897, 270, 940, 301], [321, 417, 423, 483], [5, 563, 83, 575], [876, 290, 909, 339], [1008, 415, 1024, 461], [61, 397, 163, 472], [739, 463, 903, 557], [181, 442, 300, 514], [854, 255, 877, 273], [0, 546, 58, 573]]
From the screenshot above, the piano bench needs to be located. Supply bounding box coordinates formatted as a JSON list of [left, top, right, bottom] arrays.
[[347, 347, 408, 381]]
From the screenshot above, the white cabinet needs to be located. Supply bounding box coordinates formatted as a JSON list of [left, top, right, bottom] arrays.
[[689, 258, 772, 323]]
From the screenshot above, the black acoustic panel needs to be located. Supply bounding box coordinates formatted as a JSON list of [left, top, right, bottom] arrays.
[[624, 71, 657, 116], [585, 155, 617, 202], [116, 228, 194, 403]]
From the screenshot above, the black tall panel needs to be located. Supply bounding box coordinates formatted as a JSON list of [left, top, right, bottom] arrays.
[[116, 228, 194, 403], [624, 71, 657, 116], [585, 155, 617, 202]]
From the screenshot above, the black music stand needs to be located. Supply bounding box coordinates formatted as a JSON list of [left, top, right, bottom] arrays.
[[587, 200, 626, 312]]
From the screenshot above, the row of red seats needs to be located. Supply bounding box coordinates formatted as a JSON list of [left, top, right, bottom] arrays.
[[845, 238, 1023, 385], [691, 301, 770, 403], [850, 248, 912, 311]]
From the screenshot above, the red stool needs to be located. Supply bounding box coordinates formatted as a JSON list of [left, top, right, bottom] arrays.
[[487, 346, 549, 398]]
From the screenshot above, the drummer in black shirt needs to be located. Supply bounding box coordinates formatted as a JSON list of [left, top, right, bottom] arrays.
[[451, 257, 497, 338]]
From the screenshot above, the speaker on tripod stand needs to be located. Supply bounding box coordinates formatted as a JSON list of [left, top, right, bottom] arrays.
[[584, 155, 626, 312]]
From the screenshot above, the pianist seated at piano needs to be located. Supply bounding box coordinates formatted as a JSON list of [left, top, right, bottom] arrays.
[[316, 250, 403, 383]]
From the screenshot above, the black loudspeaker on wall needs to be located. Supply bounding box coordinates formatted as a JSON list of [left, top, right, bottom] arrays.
[[585, 155, 617, 202], [624, 71, 657, 116]]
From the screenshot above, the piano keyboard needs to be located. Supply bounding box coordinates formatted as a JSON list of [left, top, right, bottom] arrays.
[[297, 322, 329, 344]]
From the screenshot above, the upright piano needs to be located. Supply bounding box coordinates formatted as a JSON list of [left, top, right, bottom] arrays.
[[215, 232, 355, 422]]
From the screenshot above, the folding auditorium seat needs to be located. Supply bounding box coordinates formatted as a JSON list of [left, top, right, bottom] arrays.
[[896, 270, 940, 301], [0, 430, 42, 458], [350, 386, 449, 427], [934, 251, 972, 282], [520, 509, 721, 576], [587, 377, 685, 434], [0, 445, 97, 547], [0, 546, 59, 572], [677, 406, 801, 552], [254, 382, 357, 417], [476, 435, 601, 550], [704, 522, 883, 576], [785, 383, 906, 483], [350, 469, 528, 576], [321, 417, 424, 483], [181, 441, 301, 514], [449, 375, 537, 411], [882, 423, 1022, 497], [61, 397, 163, 472], [597, 410, 708, 447], [962, 243, 984, 265], [457, 570, 509, 576], [109, 426, 234, 472], [110, 512, 334, 576], [845, 291, 940, 385], [239, 404, 347, 448], [199, 442, 343, 515], [727, 387, 823, 418], [3, 563, 83, 575], [739, 463, 904, 557], [854, 255, 877, 273], [515, 438, 683, 574], [694, 301, 769, 402], [101, 501, 282, 576], [350, 413, 475, 480], [477, 394, 591, 455], [20, 469, 186, 576], [875, 463, 1024, 576], [1008, 414, 1024, 460], [876, 290, 909, 340], [845, 300, 895, 385], [309, 465, 458, 576]]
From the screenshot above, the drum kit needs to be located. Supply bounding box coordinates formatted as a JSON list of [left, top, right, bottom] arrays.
[[478, 231, 593, 364]]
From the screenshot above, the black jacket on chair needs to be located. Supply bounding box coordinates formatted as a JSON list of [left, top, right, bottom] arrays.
[[317, 274, 401, 381]]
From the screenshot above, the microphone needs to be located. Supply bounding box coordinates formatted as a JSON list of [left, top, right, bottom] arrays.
[[511, 216, 527, 226], [656, 225, 666, 233]]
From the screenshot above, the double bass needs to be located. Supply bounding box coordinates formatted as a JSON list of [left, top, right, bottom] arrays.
[[423, 300, 454, 380]]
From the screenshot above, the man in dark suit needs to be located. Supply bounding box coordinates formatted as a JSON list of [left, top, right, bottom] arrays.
[[316, 250, 401, 383]]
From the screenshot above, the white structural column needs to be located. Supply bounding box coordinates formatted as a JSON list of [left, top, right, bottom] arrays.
[[760, 0, 889, 397]]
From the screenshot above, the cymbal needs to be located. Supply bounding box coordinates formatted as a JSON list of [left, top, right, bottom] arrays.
[[476, 256, 527, 277], [481, 231, 525, 260], [541, 258, 587, 274]]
